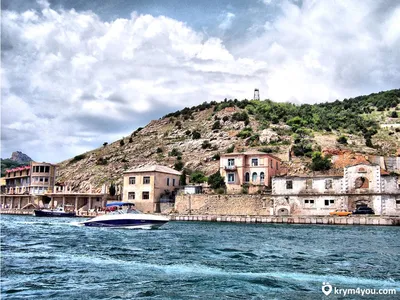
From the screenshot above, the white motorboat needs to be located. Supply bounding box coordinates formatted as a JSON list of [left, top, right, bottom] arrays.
[[81, 202, 169, 229]]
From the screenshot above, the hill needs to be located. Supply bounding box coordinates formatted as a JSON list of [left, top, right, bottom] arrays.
[[56, 89, 400, 191]]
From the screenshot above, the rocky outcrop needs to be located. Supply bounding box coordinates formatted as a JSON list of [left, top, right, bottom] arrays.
[[10, 151, 33, 163]]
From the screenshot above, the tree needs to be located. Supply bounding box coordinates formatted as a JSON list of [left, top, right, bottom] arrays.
[[391, 111, 398, 118], [120, 138, 125, 146], [212, 120, 221, 130], [192, 130, 201, 139], [174, 160, 184, 171], [103, 142, 108, 147], [156, 147, 163, 153], [180, 169, 187, 186], [190, 171, 207, 183], [310, 152, 331, 171], [109, 183, 116, 196], [208, 171, 225, 190]]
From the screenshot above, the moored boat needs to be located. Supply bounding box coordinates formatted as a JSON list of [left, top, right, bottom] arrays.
[[81, 202, 169, 229], [34, 206, 76, 217]]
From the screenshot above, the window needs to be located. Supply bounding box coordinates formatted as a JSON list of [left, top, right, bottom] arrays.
[[252, 172, 257, 182], [45, 166, 50, 173], [20, 171, 22, 176], [306, 179, 313, 189], [143, 176, 150, 184], [251, 158, 258, 166], [129, 177, 136, 184], [276, 162, 279, 169], [227, 173, 235, 183], [128, 192, 135, 200], [245, 172, 250, 182], [40, 166, 44, 172], [167, 178, 170, 186], [286, 180, 293, 189], [270, 159, 273, 168], [228, 159, 235, 166], [304, 199, 315, 207], [44, 177, 49, 183], [325, 179, 333, 189], [142, 191, 150, 200], [396, 200, 400, 208], [325, 199, 335, 206], [173, 179, 176, 186], [355, 177, 369, 189], [260, 172, 265, 182]]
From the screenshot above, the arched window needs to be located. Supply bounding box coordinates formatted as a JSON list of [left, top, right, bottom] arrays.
[[245, 172, 250, 182], [355, 177, 369, 189], [260, 172, 265, 182], [252, 172, 257, 182]]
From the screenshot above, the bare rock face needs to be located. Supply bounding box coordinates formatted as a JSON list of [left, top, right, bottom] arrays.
[[10, 151, 33, 164], [259, 129, 280, 144]]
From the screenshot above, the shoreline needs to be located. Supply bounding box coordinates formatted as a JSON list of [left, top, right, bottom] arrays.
[[1, 209, 399, 226]]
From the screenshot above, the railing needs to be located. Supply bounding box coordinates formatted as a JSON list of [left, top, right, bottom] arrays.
[[224, 165, 237, 171]]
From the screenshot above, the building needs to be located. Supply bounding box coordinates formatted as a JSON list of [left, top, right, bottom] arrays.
[[184, 185, 203, 194], [1, 162, 57, 209], [220, 151, 281, 194], [272, 163, 400, 216], [123, 165, 181, 213]]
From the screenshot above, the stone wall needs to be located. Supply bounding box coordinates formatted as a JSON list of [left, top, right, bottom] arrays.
[[174, 194, 273, 216]]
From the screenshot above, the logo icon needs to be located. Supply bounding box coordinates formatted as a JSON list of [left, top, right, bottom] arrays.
[[322, 282, 333, 296]]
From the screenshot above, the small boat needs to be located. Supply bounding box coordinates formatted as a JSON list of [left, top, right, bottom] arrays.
[[81, 202, 169, 229], [34, 206, 76, 217]]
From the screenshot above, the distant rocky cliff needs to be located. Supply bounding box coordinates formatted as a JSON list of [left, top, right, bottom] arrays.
[[10, 151, 33, 164]]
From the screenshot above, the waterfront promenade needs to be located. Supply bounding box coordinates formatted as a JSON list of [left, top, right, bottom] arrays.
[[1, 209, 399, 226]]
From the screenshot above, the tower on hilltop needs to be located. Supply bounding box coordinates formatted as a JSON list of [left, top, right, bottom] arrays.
[[254, 89, 260, 100]]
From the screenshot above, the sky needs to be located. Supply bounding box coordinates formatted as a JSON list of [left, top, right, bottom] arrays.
[[1, 0, 400, 163]]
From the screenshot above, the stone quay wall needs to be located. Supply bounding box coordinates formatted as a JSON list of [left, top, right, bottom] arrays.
[[170, 214, 400, 226], [174, 194, 272, 216]]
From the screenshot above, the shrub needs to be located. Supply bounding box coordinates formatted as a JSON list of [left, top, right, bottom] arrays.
[[202, 140, 212, 149], [310, 152, 331, 171], [212, 120, 221, 130], [103, 142, 108, 147], [120, 138, 125, 146], [222, 116, 229, 122], [129, 137, 133, 143], [190, 171, 207, 183], [237, 127, 253, 139], [337, 136, 348, 144], [231, 111, 249, 122], [169, 148, 182, 157], [70, 154, 86, 164], [226, 145, 235, 153], [109, 183, 116, 196], [185, 130, 191, 135], [156, 147, 163, 153], [180, 169, 187, 185], [241, 184, 249, 194], [212, 153, 220, 160], [96, 157, 108, 165], [366, 138, 373, 148], [174, 160, 184, 171], [215, 188, 225, 195], [192, 130, 201, 139], [175, 121, 182, 129], [208, 171, 225, 190], [391, 111, 398, 118], [259, 147, 273, 153], [214, 115, 220, 121]]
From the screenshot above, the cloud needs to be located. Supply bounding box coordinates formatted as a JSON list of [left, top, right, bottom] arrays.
[[1, 0, 399, 162], [235, 0, 400, 103], [218, 12, 235, 31], [0, 3, 264, 162]]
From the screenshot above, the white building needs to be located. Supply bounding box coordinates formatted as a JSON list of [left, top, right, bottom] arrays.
[[272, 163, 400, 216]]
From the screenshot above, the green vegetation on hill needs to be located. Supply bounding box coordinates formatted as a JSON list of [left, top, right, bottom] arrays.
[[0, 159, 27, 177], [163, 89, 400, 149]]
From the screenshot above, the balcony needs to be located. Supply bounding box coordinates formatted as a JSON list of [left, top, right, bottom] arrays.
[[224, 165, 237, 171]]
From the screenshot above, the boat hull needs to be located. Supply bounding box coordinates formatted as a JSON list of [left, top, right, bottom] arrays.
[[81, 214, 169, 229], [34, 210, 76, 217]]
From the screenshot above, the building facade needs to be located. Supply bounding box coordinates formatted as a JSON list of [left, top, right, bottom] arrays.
[[123, 165, 181, 213], [1, 162, 57, 209], [272, 163, 400, 216], [220, 151, 281, 194]]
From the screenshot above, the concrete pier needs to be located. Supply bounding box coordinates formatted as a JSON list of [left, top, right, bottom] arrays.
[[169, 214, 400, 226]]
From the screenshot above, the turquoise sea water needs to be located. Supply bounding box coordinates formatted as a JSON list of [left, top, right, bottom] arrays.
[[1, 214, 399, 299]]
